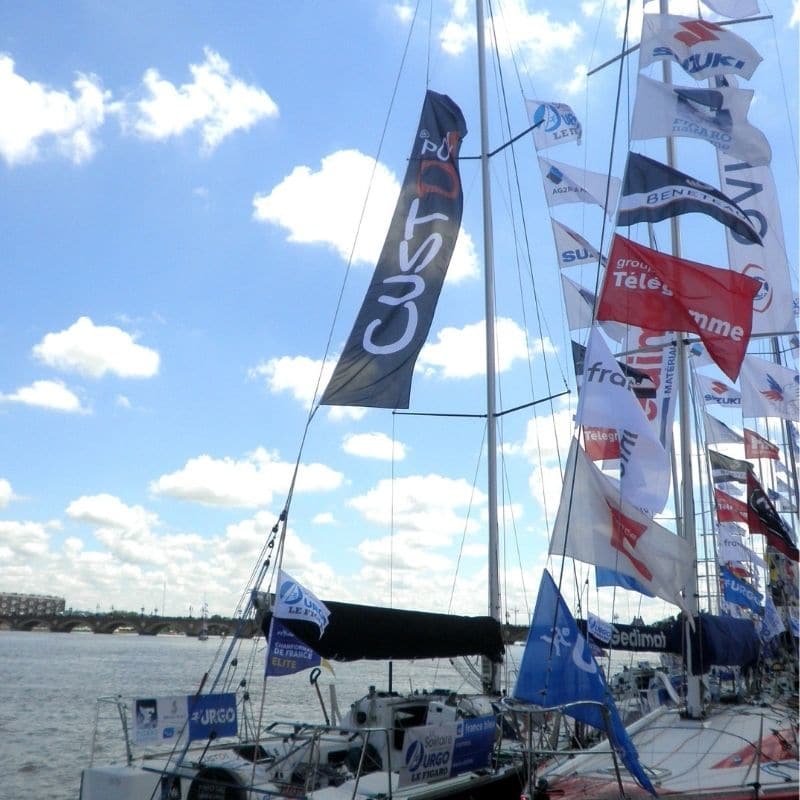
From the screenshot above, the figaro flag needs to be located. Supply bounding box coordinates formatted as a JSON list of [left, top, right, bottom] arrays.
[[617, 152, 761, 244], [597, 235, 760, 381], [526, 99, 582, 149], [550, 439, 694, 614], [321, 91, 467, 408], [631, 74, 771, 166], [512, 571, 656, 796], [639, 13, 762, 81]]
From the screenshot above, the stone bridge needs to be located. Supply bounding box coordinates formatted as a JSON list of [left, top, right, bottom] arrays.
[[0, 612, 258, 637]]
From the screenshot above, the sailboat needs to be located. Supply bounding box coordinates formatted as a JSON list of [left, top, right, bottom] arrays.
[[508, 2, 799, 799], [77, 2, 558, 799]]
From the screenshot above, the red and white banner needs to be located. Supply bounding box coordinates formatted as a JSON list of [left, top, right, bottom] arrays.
[[582, 426, 620, 460], [597, 235, 759, 380], [744, 428, 779, 459], [715, 488, 749, 525], [549, 440, 694, 614]]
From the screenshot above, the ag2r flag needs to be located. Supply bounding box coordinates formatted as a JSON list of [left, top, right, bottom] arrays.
[[597, 235, 760, 381], [321, 91, 467, 409]]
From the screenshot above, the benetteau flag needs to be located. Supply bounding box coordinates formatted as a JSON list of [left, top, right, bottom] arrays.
[[597, 235, 760, 381]]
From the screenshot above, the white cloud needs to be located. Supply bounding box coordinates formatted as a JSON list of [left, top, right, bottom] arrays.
[[150, 447, 343, 508], [342, 432, 406, 461], [0, 379, 86, 413], [419, 318, 551, 379], [133, 48, 278, 151], [33, 316, 160, 379], [0, 479, 15, 508], [558, 63, 589, 98], [249, 354, 366, 421], [394, 3, 414, 23], [0, 54, 109, 166], [791, 0, 800, 27], [116, 394, 132, 409], [439, 0, 582, 68], [253, 148, 478, 282], [312, 511, 336, 525]]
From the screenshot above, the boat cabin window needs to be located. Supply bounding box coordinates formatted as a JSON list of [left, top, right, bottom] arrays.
[[393, 705, 428, 749]]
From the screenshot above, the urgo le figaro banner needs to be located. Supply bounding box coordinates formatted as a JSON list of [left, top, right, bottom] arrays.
[[322, 91, 467, 409]]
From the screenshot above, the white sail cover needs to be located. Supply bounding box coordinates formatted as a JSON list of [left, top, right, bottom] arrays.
[[550, 439, 694, 614]]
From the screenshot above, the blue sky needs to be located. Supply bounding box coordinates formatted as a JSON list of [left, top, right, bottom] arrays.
[[1, 1, 797, 623]]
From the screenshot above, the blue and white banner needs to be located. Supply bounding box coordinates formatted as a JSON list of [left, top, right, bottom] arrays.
[[539, 156, 621, 217], [587, 611, 614, 645], [720, 566, 763, 614], [526, 99, 582, 149], [273, 569, 330, 633], [551, 219, 604, 268], [265, 618, 322, 676], [760, 595, 785, 641], [512, 571, 656, 795], [131, 692, 238, 744], [398, 715, 495, 787], [695, 374, 741, 408]]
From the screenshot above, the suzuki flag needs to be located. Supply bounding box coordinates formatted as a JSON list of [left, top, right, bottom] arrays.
[[321, 91, 466, 409], [526, 99, 582, 149], [703, 411, 743, 445], [739, 355, 799, 420], [631, 74, 771, 166], [512, 571, 656, 795], [576, 327, 671, 512], [597, 235, 759, 381], [639, 13, 762, 80], [694, 373, 742, 408], [744, 428, 779, 460], [617, 152, 761, 243], [549, 439, 694, 614], [539, 156, 621, 217], [746, 471, 799, 561], [551, 219, 604, 268]]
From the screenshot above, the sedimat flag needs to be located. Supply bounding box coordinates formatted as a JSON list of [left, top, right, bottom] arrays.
[[526, 99, 582, 149], [577, 327, 671, 512], [639, 14, 762, 81], [746, 471, 799, 561], [551, 219, 604, 268], [703, 411, 743, 445], [539, 156, 621, 217], [549, 440, 694, 613], [631, 74, 771, 166], [744, 428, 779, 460], [321, 91, 467, 409], [597, 235, 759, 381], [739, 355, 799, 421], [512, 571, 656, 796], [617, 152, 760, 244], [694, 373, 741, 408], [718, 151, 795, 336]]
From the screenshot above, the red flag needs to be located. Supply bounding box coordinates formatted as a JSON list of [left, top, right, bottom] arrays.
[[746, 471, 799, 561], [597, 235, 760, 381], [744, 428, 780, 460], [582, 426, 620, 460], [715, 488, 749, 525]]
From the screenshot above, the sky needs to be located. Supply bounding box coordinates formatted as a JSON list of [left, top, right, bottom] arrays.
[[1, 1, 797, 626]]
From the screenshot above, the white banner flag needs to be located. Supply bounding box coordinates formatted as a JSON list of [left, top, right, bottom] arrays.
[[701, 0, 760, 18], [631, 74, 771, 166], [718, 152, 796, 336], [274, 569, 330, 634], [551, 219, 604, 268], [694, 373, 742, 408], [539, 156, 621, 217], [577, 327, 671, 512], [550, 440, 694, 613], [717, 523, 766, 568], [739, 356, 799, 420], [761, 595, 785, 641], [526, 99, 582, 149], [703, 410, 743, 444], [640, 14, 762, 81]]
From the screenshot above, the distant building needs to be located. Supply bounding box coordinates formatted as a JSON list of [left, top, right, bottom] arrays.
[[0, 592, 65, 616]]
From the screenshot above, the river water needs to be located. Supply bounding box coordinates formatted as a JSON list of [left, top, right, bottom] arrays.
[[0, 631, 484, 800]]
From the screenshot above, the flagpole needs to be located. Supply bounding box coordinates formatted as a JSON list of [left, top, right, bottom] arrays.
[[660, 0, 703, 719], [475, 0, 502, 695]]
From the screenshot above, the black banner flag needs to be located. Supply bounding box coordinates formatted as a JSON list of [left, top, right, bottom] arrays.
[[321, 91, 467, 408]]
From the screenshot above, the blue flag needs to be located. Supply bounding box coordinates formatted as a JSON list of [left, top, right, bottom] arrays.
[[720, 566, 763, 615], [596, 566, 655, 597], [512, 570, 657, 796], [265, 618, 322, 677]]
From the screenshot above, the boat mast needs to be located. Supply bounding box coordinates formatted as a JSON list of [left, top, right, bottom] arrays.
[[475, 0, 502, 694], [659, 0, 703, 718]]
